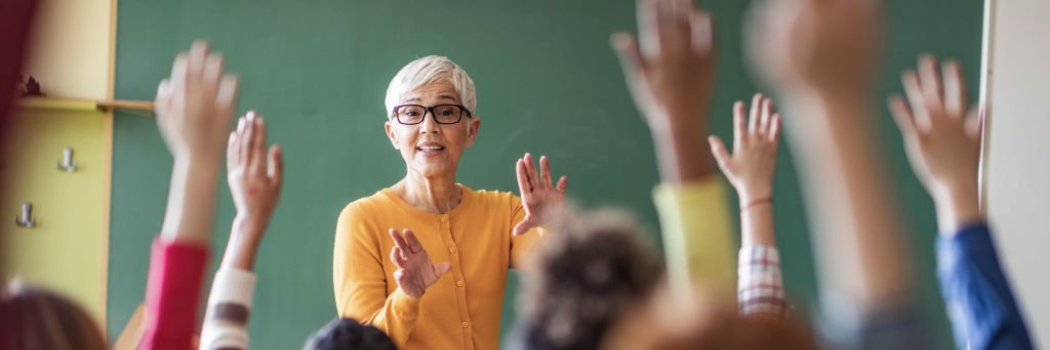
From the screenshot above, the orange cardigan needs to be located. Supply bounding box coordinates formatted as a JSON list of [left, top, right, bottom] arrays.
[[333, 186, 542, 350]]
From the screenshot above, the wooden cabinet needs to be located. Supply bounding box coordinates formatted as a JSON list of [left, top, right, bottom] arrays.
[[1, 104, 109, 324]]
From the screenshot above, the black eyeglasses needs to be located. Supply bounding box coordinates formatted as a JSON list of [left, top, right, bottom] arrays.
[[391, 104, 472, 125]]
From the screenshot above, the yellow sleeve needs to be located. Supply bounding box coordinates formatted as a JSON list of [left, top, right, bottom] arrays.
[[510, 195, 545, 269], [653, 176, 736, 297], [333, 203, 419, 348]]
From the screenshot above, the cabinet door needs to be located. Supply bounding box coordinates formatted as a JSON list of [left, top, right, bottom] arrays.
[[1, 107, 108, 325]]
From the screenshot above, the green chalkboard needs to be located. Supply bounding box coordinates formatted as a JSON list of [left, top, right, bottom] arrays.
[[109, 1, 982, 349]]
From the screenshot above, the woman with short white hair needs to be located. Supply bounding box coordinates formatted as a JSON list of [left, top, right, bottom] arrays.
[[333, 55, 567, 350]]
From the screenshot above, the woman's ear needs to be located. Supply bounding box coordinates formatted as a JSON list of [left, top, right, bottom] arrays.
[[465, 117, 482, 148], [384, 120, 399, 150]]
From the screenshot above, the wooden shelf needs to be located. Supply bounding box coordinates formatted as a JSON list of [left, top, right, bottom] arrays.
[[16, 97, 153, 113]]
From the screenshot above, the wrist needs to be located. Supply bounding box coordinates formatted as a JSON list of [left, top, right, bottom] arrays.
[[931, 180, 982, 234], [400, 287, 423, 300], [738, 185, 773, 203], [651, 119, 715, 183]]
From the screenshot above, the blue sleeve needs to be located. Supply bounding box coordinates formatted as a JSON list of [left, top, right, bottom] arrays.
[[937, 223, 1034, 350]]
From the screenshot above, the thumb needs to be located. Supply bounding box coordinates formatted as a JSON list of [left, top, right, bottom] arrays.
[[611, 32, 645, 82], [708, 136, 733, 175], [434, 262, 452, 277], [512, 216, 536, 236], [268, 144, 284, 186]]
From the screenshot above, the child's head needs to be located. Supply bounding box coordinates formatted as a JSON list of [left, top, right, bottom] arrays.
[[302, 318, 397, 350], [0, 282, 107, 350], [517, 206, 663, 350]]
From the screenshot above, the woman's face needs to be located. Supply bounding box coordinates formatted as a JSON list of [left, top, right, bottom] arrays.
[[384, 81, 481, 178]]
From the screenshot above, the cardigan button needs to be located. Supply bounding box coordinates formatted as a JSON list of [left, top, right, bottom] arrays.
[[456, 280, 465, 287], [461, 321, 470, 328], [449, 246, 457, 254]]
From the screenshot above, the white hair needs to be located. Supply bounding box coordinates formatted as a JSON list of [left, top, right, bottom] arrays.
[[384, 55, 477, 118]]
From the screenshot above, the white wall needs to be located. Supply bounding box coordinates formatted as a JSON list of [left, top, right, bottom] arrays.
[[983, 0, 1050, 347]]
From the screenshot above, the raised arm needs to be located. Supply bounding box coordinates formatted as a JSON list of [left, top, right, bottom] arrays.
[[612, 0, 734, 297], [888, 56, 1033, 350], [744, 0, 930, 347], [142, 40, 239, 350], [199, 112, 284, 350], [709, 94, 787, 317]]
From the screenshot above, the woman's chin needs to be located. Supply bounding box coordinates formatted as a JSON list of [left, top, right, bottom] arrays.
[[413, 162, 451, 178]]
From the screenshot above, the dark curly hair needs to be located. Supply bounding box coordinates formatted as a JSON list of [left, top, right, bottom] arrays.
[[515, 207, 664, 350], [301, 318, 398, 350]]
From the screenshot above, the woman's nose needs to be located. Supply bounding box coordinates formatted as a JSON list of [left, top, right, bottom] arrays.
[[419, 112, 441, 134]]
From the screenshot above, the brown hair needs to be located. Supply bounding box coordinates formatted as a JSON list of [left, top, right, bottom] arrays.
[[1, 283, 107, 350], [517, 206, 663, 350]]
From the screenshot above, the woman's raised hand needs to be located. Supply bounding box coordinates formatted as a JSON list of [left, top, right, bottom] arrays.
[[513, 153, 568, 236], [389, 229, 451, 299]]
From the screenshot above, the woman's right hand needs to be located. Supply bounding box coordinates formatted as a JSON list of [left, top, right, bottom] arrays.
[[389, 229, 451, 299]]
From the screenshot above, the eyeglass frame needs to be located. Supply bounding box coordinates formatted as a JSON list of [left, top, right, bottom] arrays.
[[390, 103, 473, 125]]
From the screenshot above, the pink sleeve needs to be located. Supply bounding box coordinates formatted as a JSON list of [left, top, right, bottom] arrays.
[[139, 239, 209, 350]]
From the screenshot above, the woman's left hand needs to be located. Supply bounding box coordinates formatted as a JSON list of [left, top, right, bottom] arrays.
[[513, 153, 567, 236]]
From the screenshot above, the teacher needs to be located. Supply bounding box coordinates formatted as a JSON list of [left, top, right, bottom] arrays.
[[333, 55, 567, 350]]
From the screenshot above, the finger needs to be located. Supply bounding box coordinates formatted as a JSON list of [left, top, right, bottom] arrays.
[[188, 40, 209, 80], [760, 97, 773, 135], [539, 155, 553, 188], [512, 216, 534, 236], [389, 229, 412, 256], [555, 176, 568, 193], [391, 246, 407, 268], [901, 70, 931, 129], [203, 53, 225, 90], [611, 33, 646, 82], [403, 229, 424, 255], [226, 131, 238, 172], [170, 53, 188, 104], [965, 106, 983, 140], [268, 145, 284, 187], [748, 93, 762, 135], [689, 9, 714, 53], [249, 114, 267, 175], [524, 153, 538, 188], [516, 158, 532, 196], [917, 54, 944, 107], [732, 101, 747, 148], [240, 113, 256, 170], [942, 59, 968, 117], [708, 136, 733, 175], [216, 75, 239, 112], [888, 95, 919, 137], [155, 79, 171, 104], [768, 113, 782, 144], [434, 262, 452, 277], [671, 0, 691, 32], [637, 0, 660, 58]]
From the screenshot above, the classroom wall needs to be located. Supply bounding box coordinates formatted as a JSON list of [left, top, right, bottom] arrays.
[[107, 1, 983, 348], [984, 0, 1050, 347]]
